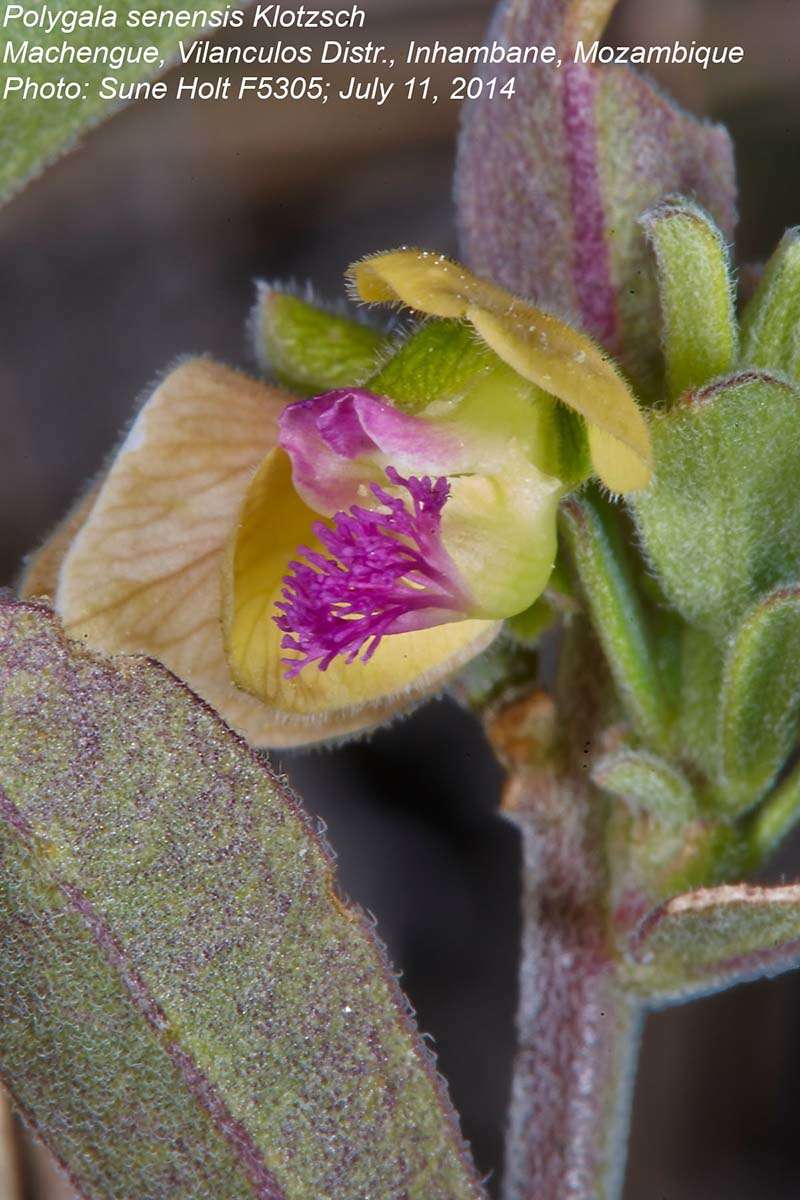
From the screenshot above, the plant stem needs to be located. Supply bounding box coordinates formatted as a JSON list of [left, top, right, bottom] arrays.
[[502, 769, 641, 1200]]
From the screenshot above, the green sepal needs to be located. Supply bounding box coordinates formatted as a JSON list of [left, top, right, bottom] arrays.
[[740, 228, 800, 374], [633, 371, 800, 637], [593, 750, 694, 822], [718, 586, 800, 815], [641, 197, 737, 403], [552, 401, 591, 489], [368, 319, 490, 411], [561, 491, 671, 747], [252, 284, 389, 393]]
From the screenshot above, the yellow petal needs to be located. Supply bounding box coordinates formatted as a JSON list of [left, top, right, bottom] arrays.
[[349, 249, 653, 493], [468, 306, 653, 492], [350, 249, 485, 318], [586, 424, 653, 494], [223, 447, 500, 719], [55, 358, 328, 750]]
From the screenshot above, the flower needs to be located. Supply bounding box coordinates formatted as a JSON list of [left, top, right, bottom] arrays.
[[223, 382, 564, 707], [21, 254, 651, 748]]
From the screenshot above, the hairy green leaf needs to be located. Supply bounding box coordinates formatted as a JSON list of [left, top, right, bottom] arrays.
[[252, 286, 389, 394], [719, 587, 800, 813], [2, 818, 266, 1199], [0, 1, 250, 204], [456, 0, 737, 396], [641, 199, 737, 402], [633, 371, 800, 637], [593, 750, 694, 822], [561, 492, 670, 746], [740, 228, 800, 373], [671, 625, 724, 781], [750, 755, 800, 862], [627, 884, 800, 1002], [0, 599, 485, 1200]]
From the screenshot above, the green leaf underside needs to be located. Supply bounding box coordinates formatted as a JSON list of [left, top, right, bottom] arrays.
[[627, 884, 800, 1001], [719, 587, 800, 813], [642, 200, 737, 402], [253, 288, 389, 394], [0, 2, 255, 205], [0, 600, 485, 1200], [634, 372, 800, 638]]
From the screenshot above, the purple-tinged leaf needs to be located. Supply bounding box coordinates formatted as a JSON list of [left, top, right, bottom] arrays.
[[456, 0, 737, 393], [0, 598, 486, 1200], [626, 883, 800, 1002]]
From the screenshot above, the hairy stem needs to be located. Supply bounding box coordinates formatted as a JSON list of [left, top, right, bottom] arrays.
[[502, 770, 640, 1200]]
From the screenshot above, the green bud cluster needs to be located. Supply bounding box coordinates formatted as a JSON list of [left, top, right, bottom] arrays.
[[565, 200, 800, 910]]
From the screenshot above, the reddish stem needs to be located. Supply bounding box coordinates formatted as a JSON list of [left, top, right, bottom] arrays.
[[502, 771, 640, 1200]]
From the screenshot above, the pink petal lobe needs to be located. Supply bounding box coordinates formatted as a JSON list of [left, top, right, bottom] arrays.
[[278, 389, 463, 516]]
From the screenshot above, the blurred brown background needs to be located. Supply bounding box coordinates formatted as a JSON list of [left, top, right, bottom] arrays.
[[2, 0, 800, 1196]]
